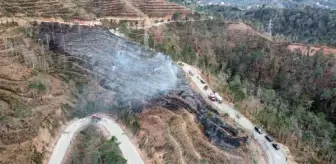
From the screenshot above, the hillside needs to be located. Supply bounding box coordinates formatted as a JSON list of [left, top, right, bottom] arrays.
[[0, 0, 191, 20], [1, 1, 336, 163], [0, 19, 269, 164], [199, 5, 336, 47], [120, 19, 336, 163], [0, 21, 85, 164], [138, 107, 265, 164], [198, 0, 336, 9]]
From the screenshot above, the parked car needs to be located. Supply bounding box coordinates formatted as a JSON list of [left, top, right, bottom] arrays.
[[265, 135, 274, 142], [188, 70, 194, 76], [91, 114, 102, 121], [203, 85, 209, 90], [272, 143, 280, 150], [200, 79, 205, 84], [254, 127, 263, 134]]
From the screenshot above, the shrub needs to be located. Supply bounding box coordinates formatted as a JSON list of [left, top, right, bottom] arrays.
[[28, 82, 46, 91], [98, 137, 127, 164]]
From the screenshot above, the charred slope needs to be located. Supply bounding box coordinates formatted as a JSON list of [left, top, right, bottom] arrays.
[[37, 22, 246, 149]]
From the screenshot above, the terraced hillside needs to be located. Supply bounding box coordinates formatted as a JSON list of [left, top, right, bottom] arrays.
[[0, 0, 191, 20], [130, 0, 191, 18], [76, 0, 145, 18], [0, 22, 91, 164], [0, 0, 76, 18]]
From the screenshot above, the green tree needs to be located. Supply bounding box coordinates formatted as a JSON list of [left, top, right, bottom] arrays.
[[98, 137, 127, 164], [172, 12, 181, 21]]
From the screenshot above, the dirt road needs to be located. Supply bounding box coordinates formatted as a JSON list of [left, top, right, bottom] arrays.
[[48, 116, 144, 164], [179, 62, 287, 164]]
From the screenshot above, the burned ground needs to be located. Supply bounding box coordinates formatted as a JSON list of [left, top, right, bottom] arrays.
[[37, 23, 247, 152]]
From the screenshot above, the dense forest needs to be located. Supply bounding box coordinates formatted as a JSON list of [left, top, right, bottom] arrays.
[[118, 19, 336, 163], [178, 22, 336, 163], [200, 5, 336, 46]]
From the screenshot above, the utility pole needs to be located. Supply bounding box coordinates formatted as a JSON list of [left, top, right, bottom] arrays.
[[144, 28, 149, 48], [267, 18, 273, 37]]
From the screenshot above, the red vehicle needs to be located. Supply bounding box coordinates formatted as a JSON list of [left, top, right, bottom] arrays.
[[73, 19, 85, 25], [91, 114, 101, 120], [208, 93, 216, 101]]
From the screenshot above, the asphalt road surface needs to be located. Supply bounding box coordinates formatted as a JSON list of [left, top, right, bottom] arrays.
[[48, 116, 144, 164], [180, 62, 287, 164]]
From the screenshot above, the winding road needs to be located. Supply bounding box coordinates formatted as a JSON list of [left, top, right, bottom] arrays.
[[48, 116, 144, 164], [179, 62, 287, 164]]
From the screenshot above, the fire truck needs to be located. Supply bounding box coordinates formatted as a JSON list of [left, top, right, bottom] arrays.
[[91, 114, 101, 120]]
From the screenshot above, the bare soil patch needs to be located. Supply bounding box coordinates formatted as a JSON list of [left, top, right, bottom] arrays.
[[137, 107, 253, 164], [288, 43, 336, 56]]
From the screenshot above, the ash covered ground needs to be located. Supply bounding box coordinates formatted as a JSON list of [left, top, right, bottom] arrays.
[[37, 22, 247, 150]]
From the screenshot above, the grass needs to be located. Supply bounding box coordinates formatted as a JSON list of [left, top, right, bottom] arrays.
[[207, 111, 213, 118], [19, 27, 34, 38], [223, 113, 229, 117], [31, 146, 43, 164], [75, 81, 85, 94], [12, 102, 32, 118], [0, 115, 9, 122], [28, 82, 46, 91], [200, 159, 210, 164], [308, 158, 319, 164]]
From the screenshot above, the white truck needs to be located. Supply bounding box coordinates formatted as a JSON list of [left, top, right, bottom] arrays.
[[208, 92, 223, 103], [214, 92, 223, 103]]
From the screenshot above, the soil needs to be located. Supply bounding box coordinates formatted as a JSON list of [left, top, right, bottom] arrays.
[[278, 143, 298, 164], [288, 43, 336, 56], [227, 22, 254, 32]]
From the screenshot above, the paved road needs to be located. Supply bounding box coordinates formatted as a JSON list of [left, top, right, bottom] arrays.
[[180, 62, 287, 164], [48, 116, 144, 164]]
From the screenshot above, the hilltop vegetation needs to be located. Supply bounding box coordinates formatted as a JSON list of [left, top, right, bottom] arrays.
[[65, 126, 126, 164], [200, 5, 336, 46], [245, 6, 336, 46], [197, 0, 336, 8]]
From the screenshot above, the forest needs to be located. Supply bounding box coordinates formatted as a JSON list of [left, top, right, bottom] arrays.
[[113, 3, 336, 159], [199, 5, 336, 46], [121, 19, 336, 163]]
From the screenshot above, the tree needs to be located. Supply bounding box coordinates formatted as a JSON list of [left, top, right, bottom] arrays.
[[172, 12, 181, 21], [261, 88, 276, 105], [181, 45, 197, 64], [98, 137, 127, 164]]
